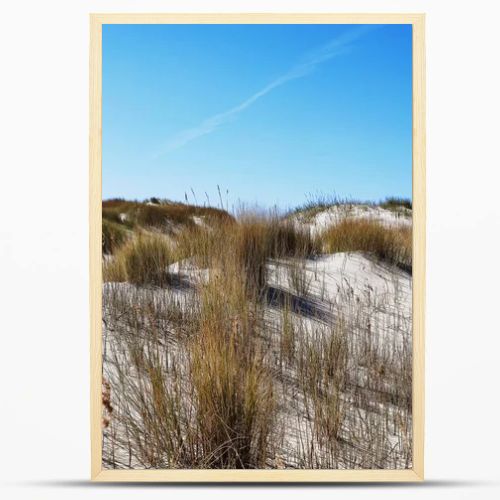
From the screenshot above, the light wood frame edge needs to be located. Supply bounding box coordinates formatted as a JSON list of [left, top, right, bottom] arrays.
[[90, 13, 103, 481], [411, 14, 426, 482], [90, 12, 425, 483]]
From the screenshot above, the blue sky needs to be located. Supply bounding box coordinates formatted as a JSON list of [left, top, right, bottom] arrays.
[[103, 24, 412, 209]]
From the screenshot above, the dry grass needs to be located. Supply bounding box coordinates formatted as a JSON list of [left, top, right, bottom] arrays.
[[102, 199, 232, 233], [190, 276, 275, 467], [102, 200, 413, 470], [103, 254, 276, 469], [186, 237, 277, 467], [177, 215, 319, 298], [298, 320, 348, 446], [103, 233, 175, 286], [287, 259, 313, 297], [322, 219, 412, 272], [279, 299, 296, 365], [103, 313, 198, 467], [102, 219, 129, 255], [102, 257, 127, 283]]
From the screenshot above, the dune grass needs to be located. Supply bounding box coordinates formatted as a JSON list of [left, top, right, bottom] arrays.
[[103, 244, 276, 469], [102, 219, 129, 255], [103, 233, 175, 286], [292, 194, 412, 223], [322, 218, 412, 272], [176, 215, 319, 297], [190, 273, 275, 468], [102, 198, 232, 233], [102, 199, 413, 470], [298, 320, 348, 445]]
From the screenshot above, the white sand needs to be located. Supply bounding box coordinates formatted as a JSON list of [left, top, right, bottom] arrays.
[[293, 205, 412, 237]]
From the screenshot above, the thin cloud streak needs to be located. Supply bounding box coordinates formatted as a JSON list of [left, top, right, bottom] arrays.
[[157, 26, 372, 155]]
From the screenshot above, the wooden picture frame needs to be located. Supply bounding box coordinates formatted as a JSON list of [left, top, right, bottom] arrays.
[[90, 13, 425, 482]]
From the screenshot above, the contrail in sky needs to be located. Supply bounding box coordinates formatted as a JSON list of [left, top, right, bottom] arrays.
[[156, 26, 373, 156]]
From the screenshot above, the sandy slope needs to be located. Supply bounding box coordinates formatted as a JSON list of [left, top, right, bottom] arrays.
[[293, 205, 412, 236], [102, 205, 413, 469]]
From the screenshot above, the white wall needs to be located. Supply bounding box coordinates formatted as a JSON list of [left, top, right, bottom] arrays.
[[1, 1, 499, 498]]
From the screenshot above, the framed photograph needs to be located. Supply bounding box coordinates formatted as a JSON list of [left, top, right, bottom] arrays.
[[90, 13, 425, 482]]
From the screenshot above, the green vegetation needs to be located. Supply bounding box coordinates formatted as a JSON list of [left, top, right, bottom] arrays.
[[380, 196, 412, 210]]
